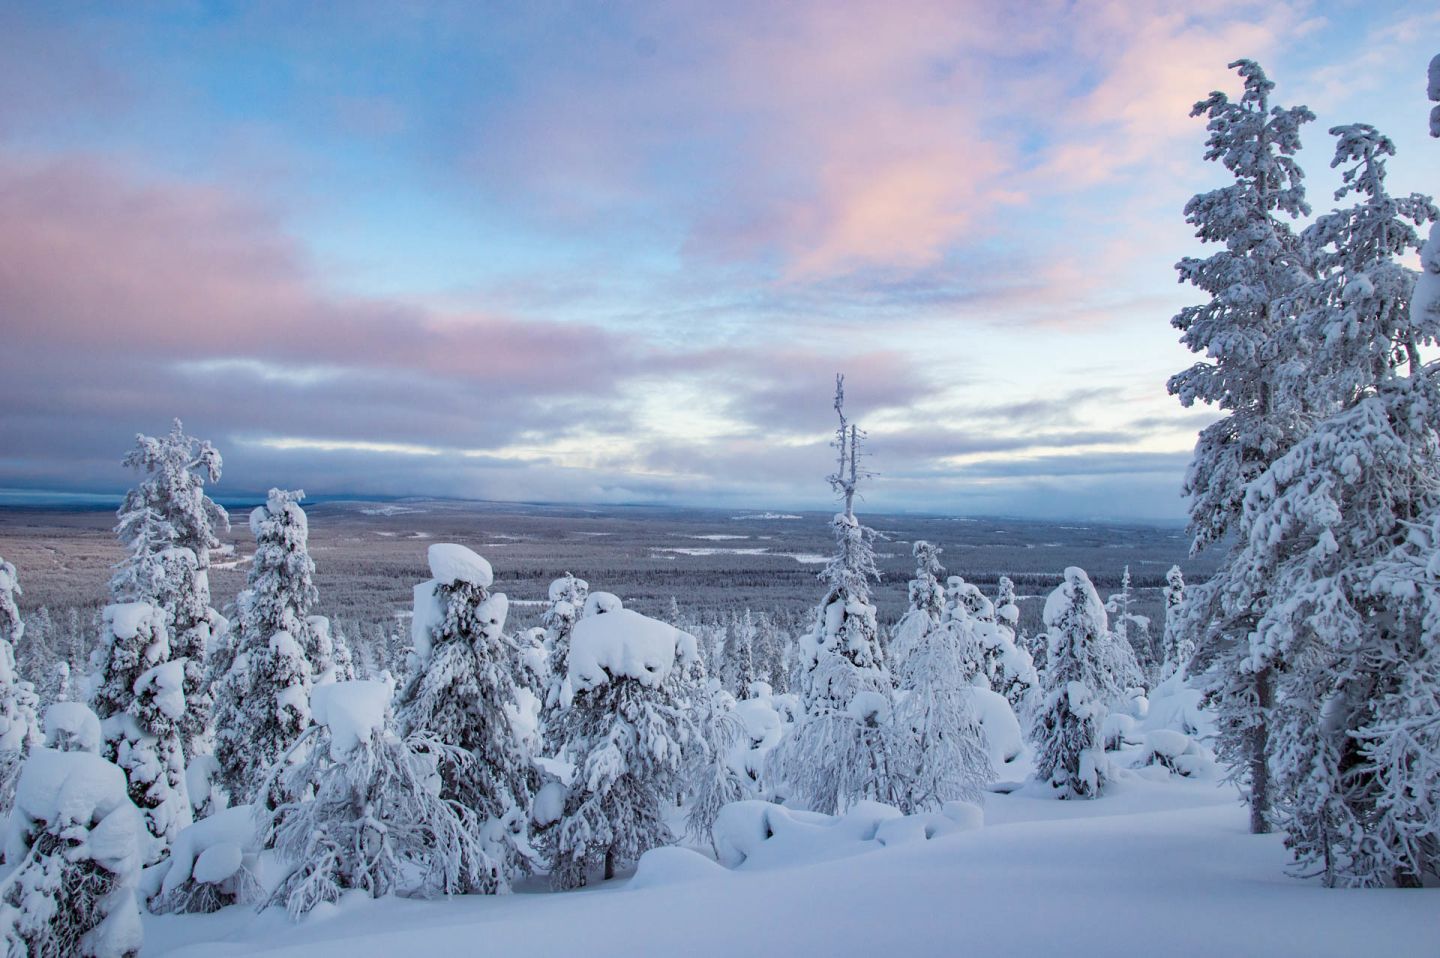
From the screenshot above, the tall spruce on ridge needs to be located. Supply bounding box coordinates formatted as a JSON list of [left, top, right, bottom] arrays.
[[213, 490, 320, 807], [777, 376, 897, 814], [1168, 61, 1316, 834], [111, 421, 228, 760], [1241, 108, 1439, 885], [397, 544, 536, 892]]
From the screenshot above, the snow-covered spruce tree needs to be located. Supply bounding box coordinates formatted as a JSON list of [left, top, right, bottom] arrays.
[[684, 688, 747, 851], [723, 609, 758, 696], [890, 608, 994, 813], [213, 490, 321, 807], [777, 376, 898, 814], [0, 557, 40, 814], [265, 680, 495, 917], [111, 421, 228, 760], [0, 748, 145, 958], [1031, 568, 1112, 799], [889, 540, 946, 671], [88, 602, 190, 858], [550, 609, 702, 887], [1105, 566, 1154, 672], [539, 573, 588, 719], [1239, 119, 1440, 887], [1429, 53, 1440, 139], [1159, 565, 1192, 680], [396, 544, 535, 892], [1168, 61, 1317, 834], [752, 612, 789, 693]]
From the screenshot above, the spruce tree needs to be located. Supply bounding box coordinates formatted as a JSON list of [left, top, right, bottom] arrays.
[[1032, 568, 1112, 799], [396, 544, 536, 891], [213, 490, 321, 806], [111, 421, 228, 760], [0, 557, 40, 813], [1169, 61, 1316, 833], [550, 609, 702, 888], [778, 376, 897, 814]]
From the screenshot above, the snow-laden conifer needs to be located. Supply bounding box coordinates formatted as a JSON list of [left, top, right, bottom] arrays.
[[1159, 565, 1191, 680], [266, 681, 495, 917], [88, 602, 190, 858], [1031, 568, 1112, 799], [777, 376, 898, 814], [0, 557, 40, 813], [1237, 119, 1440, 886], [111, 421, 228, 759], [722, 609, 758, 696], [889, 541, 945, 670], [396, 544, 536, 891], [0, 748, 145, 957], [213, 490, 321, 807], [890, 604, 994, 813], [1169, 60, 1316, 833], [550, 607, 703, 887]]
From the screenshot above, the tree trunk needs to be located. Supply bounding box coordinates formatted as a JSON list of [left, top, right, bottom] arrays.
[[1250, 667, 1273, 835], [603, 845, 616, 881]]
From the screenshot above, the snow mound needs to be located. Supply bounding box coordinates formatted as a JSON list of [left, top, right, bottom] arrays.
[[712, 799, 977, 871], [568, 609, 696, 691], [629, 846, 729, 890], [427, 543, 493, 588], [311, 680, 394, 757], [44, 701, 102, 753]]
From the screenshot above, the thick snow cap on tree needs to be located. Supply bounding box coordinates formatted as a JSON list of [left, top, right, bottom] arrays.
[[1043, 568, 1107, 633], [567, 609, 697, 692], [311, 680, 394, 758], [583, 591, 623, 616], [44, 702, 102, 753], [426, 543, 493, 589], [1430, 53, 1440, 137], [105, 601, 166, 642], [6, 748, 144, 871]]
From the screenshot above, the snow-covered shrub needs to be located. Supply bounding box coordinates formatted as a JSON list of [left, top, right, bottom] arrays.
[[396, 544, 535, 891], [0, 748, 145, 957], [266, 680, 497, 917], [686, 683, 794, 845], [1031, 568, 1112, 799], [1158, 565, 1191, 680], [550, 609, 702, 888], [150, 804, 261, 914]]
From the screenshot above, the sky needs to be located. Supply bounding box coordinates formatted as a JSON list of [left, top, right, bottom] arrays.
[[1, 1, 1437, 521]]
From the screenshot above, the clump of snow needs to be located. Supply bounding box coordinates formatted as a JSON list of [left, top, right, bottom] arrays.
[[426, 543, 493, 589], [567, 609, 696, 691], [532, 780, 567, 827], [311, 680, 394, 758], [629, 846, 729, 890], [44, 701, 102, 753], [971, 687, 1023, 768], [159, 804, 258, 898], [105, 601, 164, 642], [475, 592, 509, 639], [134, 659, 186, 721], [582, 591, 623, 617], [410, 580, 445, 662]]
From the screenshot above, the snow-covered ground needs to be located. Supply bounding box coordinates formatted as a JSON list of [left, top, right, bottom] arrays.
[[145, 777, 1437, 957]]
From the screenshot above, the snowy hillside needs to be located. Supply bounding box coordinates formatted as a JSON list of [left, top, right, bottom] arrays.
[[146, 778, 1435, 957]]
